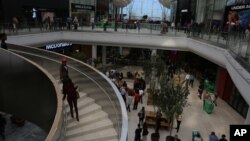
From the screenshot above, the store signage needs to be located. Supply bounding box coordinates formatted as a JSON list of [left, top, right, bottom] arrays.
[[71, 3, 95, 11], [181, 9, 188, 12], [229, 4, 250, 10], [46, 43, 72, 50]]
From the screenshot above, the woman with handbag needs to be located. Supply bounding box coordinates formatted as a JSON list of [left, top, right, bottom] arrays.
[[63, 77, 79, 121]]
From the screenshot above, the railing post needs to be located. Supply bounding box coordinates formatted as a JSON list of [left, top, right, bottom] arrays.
[[150, 24, 152, 34]]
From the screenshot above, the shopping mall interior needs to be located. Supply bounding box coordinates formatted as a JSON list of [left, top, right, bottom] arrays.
[[1, 0, 250, 141]]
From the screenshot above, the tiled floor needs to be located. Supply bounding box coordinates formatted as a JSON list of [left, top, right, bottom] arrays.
[[117, 66, 245, 141]]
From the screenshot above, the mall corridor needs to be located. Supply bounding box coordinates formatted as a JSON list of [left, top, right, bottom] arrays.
[[117, 66, 245, 141]]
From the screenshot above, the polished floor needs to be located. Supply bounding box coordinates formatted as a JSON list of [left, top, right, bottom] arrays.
[[117, 66, 245, 141]]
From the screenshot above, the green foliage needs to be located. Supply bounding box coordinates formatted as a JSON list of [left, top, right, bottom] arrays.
[[158, 74, 188, 116]]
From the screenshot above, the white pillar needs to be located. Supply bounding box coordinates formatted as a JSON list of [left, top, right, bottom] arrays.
[[102, 46, 107, 66], [119, 46, 123, 56], [245, 108, 250, 124], [92, 45, 97, 66]]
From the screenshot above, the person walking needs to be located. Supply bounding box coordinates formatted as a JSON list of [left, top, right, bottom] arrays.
[[219, 134, 227, 141], [142, 122, 149, 141], [120, 86, 127, 104], [175, 114, 182, 133], [155, 110, 162, 133], [133, 90, 140, 110], [209, 132, 219, 141], [127, 88, 134, 112], [189, 73, 195, 88], [63, 78, 79, 121], [0, 33, 7, 49], [134, 124, 142, 141], [198, 83, 204, 99], [138, 107, 145, 125], [60, 57, 69, 83]]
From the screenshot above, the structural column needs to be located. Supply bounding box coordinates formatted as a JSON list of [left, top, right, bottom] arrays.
[[92, 45, 97, 66], [102, 46, 107, 67]]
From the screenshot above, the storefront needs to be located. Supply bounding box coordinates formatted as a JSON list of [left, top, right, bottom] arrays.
[[40, 42, 93, 62], [216, 67, 249, 118], [0, 0, 68, 23], [70, 0, 96, 26]]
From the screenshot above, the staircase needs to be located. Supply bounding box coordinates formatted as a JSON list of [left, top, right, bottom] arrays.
[[12, 51, 119, 141]]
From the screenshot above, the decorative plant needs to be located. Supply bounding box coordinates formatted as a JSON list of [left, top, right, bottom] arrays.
[[157, 73, 189, 136]]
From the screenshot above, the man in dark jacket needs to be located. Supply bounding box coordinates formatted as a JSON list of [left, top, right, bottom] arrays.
[[134, 124, 142, 141]]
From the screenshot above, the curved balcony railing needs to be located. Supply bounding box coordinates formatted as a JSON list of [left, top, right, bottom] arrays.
[[7, 43, 128, 141]]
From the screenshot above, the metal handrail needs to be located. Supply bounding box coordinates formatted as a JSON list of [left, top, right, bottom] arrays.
[[8, 44, 127, 140]]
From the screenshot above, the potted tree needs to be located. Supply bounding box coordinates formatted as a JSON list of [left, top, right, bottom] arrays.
[[157, 73, 189, 136]]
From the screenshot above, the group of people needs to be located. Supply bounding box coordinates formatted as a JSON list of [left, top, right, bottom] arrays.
[[60, 57, 79, 121], [134, 107, 149, 141]]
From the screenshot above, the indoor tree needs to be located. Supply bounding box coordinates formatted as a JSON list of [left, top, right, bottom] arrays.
[[157, 73, 189, 136]]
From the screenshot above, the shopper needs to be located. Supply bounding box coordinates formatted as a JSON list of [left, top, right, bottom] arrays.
[[209, 132, 219, 141], [134, 124, 142, 141], [60, 57, 69, 83], [138, 107, 145, 125], [0, 33, 7, 49], [133, 90, 140, 110], [155, 110, 162, 133], [73, 16, 79, 30], [198, 83, 204, 99], [142, 122, 149, 141], [127, 88, 134, 112], [63, 77, 79, 121], [120, 86, 127, 104], [175, 114, 182, 133], [219, 134, 227, 141], [189, 73, 195, 88]]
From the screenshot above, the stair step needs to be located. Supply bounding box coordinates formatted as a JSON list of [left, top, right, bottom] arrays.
[[65, 96, 94, 111], [66, 103, 101, 121], [65, 128, 117, 141], [66, 118, 113, 137], [67, 110, 108, 129]]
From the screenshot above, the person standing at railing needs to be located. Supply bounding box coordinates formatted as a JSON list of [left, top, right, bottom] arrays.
[[136, 20, 140, 32], [0, 33, 7, 49], [91, 17, 95, 30], [12, 16, 19, 33], [73, 16, 79, 30], [66, 16, 72, 30]]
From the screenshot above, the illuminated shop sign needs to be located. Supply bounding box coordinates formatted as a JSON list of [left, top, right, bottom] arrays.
[[46, 43, 72, 50], [181, 9, 188, 12], [71, 3, 95, 11], [230, 4, 250, 10]]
